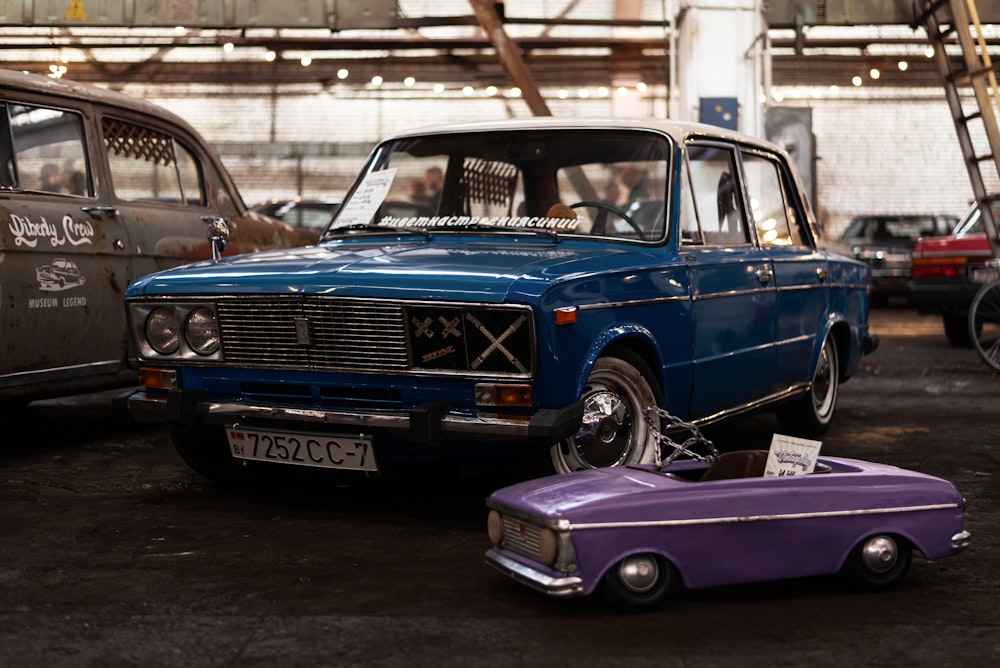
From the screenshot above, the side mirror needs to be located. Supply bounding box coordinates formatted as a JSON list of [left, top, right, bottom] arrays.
[[201, 216, 230, 259]]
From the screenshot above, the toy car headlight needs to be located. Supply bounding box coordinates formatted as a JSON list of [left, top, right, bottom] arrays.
[[539, 528, 559, 566], [185, 307, 220, 355], [487, 510, 503, 545], [145, 307, 180, 355]]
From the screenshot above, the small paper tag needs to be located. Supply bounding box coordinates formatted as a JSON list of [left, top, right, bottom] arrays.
[[764, 433, 822, 477]]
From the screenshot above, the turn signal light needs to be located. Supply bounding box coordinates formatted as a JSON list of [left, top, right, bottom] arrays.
[[475, 383, 532, 407], [138, 367, 176, 390]]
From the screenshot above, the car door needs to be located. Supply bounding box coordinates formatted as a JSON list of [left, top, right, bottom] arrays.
[[0, 96, 135, 391], [739, 147, 829, 388], [681, 140, 779, 418]]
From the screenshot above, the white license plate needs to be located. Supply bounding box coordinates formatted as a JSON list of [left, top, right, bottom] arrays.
[[226, 425, 377, 472]]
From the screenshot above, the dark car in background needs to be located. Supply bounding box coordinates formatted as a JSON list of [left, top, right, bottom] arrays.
[[0, 69, 310, 404], [909, 193, 1000, 345], [830, 214, 957, 305], [251, 198, 342, 242]]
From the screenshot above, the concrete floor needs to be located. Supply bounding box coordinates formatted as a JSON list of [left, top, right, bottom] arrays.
[[1, 305, 997, 667]]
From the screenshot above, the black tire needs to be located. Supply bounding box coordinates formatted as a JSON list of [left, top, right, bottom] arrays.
[[550, 352, 661, 473], [842, 534, 913, 590], [943, 313, 975, 346], [601, 553, 676, 612], [777, 334, 839, 437], [169, 425, 259, 486], [970, 280, 1000, 372]]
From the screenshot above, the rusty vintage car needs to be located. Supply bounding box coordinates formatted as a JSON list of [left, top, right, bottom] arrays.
[[0, 69, 311, 404]]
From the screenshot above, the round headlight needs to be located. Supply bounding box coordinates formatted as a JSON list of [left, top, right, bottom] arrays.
[[146, 307, 180, 355], [538, 528, 559, 566], [185, 307, 220, 355], [487, 510, 503, 545]]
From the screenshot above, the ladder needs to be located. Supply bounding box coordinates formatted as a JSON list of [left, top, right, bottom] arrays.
[[913, 0, 1000, 258]]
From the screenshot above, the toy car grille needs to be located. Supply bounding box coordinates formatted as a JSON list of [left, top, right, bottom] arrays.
[[499, 515, 544, 561], [214, 297, 533, 376]]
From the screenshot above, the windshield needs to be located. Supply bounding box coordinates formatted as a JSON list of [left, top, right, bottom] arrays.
[[327, 128, 673, 243]]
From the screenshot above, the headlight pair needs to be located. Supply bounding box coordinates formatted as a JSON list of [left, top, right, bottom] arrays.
[[145, 305, 220, 357]]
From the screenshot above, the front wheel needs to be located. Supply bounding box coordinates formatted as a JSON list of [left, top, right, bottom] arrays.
[[550, 353, 661, 473], [842, 534, 912, 590], [601, 553, 677, 612], [777, 334, 839, 437], [170, 426, 259, 486], [970, 280, 1000, 372]]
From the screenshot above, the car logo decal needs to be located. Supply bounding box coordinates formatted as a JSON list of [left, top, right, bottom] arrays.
[[34, 258, 87, 292], [294, 317, 311, 345]]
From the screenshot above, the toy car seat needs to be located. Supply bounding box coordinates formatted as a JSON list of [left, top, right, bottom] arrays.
[[700, 450, 769, 481]]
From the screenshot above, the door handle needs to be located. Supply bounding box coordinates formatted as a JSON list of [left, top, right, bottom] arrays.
[[756, 266, 773, 285], [81, 206, 119, 217], [816, 267, 828, 282]]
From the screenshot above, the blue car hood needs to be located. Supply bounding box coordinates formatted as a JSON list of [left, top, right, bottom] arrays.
[[128, 238, 655, 302]]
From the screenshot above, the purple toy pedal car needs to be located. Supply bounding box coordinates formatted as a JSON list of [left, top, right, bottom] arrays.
[[485, 411, 971, 612]]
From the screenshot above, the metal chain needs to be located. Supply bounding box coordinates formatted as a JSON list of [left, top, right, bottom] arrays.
[[643, 406, 719, 467]]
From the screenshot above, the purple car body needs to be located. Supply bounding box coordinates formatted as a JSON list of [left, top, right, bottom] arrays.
[[485, 451, 970, 611]]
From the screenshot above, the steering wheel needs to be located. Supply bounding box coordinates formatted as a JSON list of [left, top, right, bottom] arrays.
[[569, 201, 645, 240]]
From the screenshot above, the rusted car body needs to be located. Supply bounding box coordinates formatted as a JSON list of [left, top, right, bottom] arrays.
[[0, 69, 310, 403]]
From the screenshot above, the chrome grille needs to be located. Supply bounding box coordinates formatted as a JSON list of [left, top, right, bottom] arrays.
[[501, 515, 544, 561], [212, 296, 533, 376], [217, 297, 407, 371]]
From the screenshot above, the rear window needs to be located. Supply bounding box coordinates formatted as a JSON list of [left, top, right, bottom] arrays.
[[102, 116, 205, 206]]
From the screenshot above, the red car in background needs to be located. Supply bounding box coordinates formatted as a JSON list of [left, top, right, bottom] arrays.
[[909, 194, 1000, 345]]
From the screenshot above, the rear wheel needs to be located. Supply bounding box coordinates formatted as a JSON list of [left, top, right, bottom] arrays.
[[970, 280, 1000, 372], [550, 352, 661, 473], [943, 313, 975, 346], [777, 334, 839, 437]]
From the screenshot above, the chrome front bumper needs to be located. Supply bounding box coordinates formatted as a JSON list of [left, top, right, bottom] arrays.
[[127, 390, 583, 448], [485, 548, 584, 597]]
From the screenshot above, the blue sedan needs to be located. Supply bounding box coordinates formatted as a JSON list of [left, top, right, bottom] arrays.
[[124, 118, 877, 482]]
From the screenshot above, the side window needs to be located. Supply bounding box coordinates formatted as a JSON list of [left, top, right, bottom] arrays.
[[685, 143, 748, 245], [679, 162, 703, 245], [102, 117, 205, 205], [3, 103, 91, 196], [741, 150, 804, 247]]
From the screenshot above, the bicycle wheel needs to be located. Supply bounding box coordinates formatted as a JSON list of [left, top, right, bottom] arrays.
[[970, 279, 1000, 372]]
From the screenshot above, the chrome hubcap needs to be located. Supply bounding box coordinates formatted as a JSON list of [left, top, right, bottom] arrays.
[[574, 389, 633, 468], [860, 535, 898, 574], [618, 555, 660, 593]]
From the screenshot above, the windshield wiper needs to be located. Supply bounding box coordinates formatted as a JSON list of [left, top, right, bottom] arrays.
[[325, 223, 431, 240], [446, 223, 559, 243]]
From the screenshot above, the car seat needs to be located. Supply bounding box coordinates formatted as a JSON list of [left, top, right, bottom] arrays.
[[700, 450, 769, 481]]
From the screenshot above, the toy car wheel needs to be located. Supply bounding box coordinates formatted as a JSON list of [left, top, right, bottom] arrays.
[[777, 334, 839, 437], [601, 553, 676, 612], [550, 352, 661, 473], [843, 533, 913, 590], [169, 426, 260, 486]]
